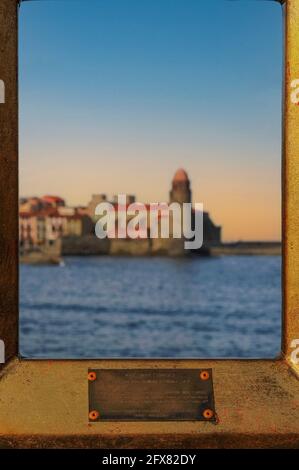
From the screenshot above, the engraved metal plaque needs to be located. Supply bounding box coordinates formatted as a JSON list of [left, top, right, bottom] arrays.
[[88, 369, 216, 422]]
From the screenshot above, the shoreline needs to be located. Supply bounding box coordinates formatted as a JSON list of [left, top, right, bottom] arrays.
[[210, 242, 281, 257]]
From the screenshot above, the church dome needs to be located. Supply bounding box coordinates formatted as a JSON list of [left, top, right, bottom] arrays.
[[173, 168, 189, 182]]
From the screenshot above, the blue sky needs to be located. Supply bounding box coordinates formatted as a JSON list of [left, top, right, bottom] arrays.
[[19, 0, 283, 240]]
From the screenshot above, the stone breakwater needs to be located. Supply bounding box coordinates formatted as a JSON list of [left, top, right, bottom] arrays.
[[61, 236, 281, 257]]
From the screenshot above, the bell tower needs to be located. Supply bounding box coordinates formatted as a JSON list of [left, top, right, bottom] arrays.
[[169, 168, 191, 204]]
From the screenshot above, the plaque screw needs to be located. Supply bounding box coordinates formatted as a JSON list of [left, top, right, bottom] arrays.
[[200, 371, 210, 381], [203, 409, 214, 420], [88, 371, 97, 381], [89, 410, 99, 421]]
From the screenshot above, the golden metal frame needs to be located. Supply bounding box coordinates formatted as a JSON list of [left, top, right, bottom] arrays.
[[0, 0, 298, 448]]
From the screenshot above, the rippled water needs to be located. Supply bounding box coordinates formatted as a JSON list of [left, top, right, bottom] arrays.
[[20, 255, 281, 358]]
